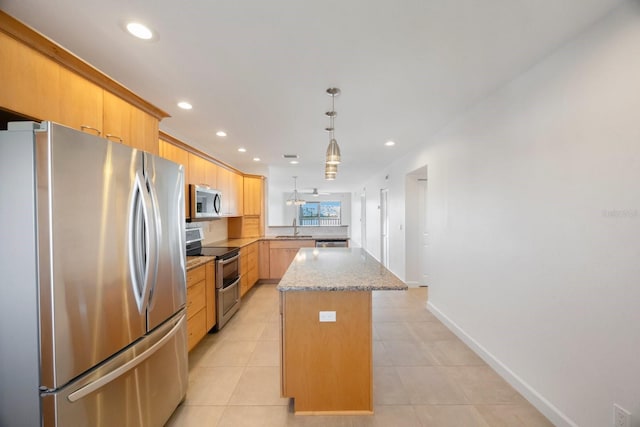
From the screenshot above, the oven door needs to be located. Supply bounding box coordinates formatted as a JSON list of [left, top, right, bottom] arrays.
[[217, 277, 240, 328], [217, 254, 239, 287]]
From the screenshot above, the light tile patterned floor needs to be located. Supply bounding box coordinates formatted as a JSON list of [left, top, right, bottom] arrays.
[[166, 285, 553, 426]]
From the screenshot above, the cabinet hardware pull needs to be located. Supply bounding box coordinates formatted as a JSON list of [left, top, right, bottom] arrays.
[[80, 125, 101, 136], [105, 134, 124, 143]]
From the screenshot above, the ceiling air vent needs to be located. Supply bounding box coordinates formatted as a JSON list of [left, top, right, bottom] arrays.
[[283, 154, 299, 159]]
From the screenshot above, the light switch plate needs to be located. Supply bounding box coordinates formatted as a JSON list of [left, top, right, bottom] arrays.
[[319, 311, 336, 322]]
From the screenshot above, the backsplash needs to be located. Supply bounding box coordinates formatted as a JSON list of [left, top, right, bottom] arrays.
[[186, 218, 228, 245]]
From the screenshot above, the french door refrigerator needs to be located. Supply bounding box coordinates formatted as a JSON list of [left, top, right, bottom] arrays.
[[0, 121, 188, 426]]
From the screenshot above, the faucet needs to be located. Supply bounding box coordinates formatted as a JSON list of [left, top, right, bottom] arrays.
[[292, 217, 299, 236]]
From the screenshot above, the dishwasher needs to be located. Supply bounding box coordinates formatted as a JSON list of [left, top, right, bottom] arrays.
[[315, 239, 349, 248]]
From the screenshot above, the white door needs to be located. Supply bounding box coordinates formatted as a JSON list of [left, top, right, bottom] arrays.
[[380, 188, 389, 268], [360, 192, 367, 250], [418, 178, 428, 285]]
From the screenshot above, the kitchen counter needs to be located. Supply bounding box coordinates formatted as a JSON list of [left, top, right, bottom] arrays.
[[185, 256, 215, 271], [277, 248, 407, 292], [205, 236, 349, 247], [202, 237, 260, 248], [278, 247, 406, 415]]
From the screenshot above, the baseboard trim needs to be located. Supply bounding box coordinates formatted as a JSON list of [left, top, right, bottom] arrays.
[[426, 301, 577, 427]]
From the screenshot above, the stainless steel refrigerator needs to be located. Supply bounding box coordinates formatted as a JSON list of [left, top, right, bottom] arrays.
[[0, 121, 188, 426]]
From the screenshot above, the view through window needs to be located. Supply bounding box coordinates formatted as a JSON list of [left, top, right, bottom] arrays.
[[299, 201, 341, 226]]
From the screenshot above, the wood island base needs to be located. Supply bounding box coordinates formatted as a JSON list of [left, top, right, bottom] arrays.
[[280, 290, 373, 414]]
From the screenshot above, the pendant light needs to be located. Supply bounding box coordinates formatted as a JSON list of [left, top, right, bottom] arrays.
[[285, 176, 306, 206], [324, 163, 337, 180], [325, 88, 341, 168]]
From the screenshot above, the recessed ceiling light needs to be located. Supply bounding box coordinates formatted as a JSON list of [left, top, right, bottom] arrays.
[[177, 101, 192, 110], [289, 160, 299, 165], [126, 22, 154, 40], [385, 140, 396, 147], [253, 157, 261, 162], [238, 148, 247, 153], [216, 131, 227, 137]]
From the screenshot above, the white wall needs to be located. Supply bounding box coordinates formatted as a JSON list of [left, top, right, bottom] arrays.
[[353, 2, 640, 426]]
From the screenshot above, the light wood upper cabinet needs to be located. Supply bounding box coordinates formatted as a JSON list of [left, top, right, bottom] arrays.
[[244, 176, 264, 216], [205, 161, 218, 190], [188, 153, 208, 187], [129, 106, 159, 154], [1, 10, 168, 141], [58, 66, 103, 135], [0, 31, 60, 121], [232, 172, 244, 216], [104, 91, 159, 154], [216, 167, 243, 217], [217, 167, 231, 214], [103, 90, 130, 144], [159, 139, 190, 219]]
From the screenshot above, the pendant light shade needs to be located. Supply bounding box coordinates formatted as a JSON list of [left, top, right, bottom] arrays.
[[324, 163, 337, 180], [325, 138, 341, 165]]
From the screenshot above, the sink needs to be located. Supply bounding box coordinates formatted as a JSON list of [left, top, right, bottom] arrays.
[[275, 235, 314, 239]]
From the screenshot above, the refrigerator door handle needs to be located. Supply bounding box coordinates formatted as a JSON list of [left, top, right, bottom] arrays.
[[144, 175, 161, 309], [66, 314, 185, 403], [128, 170, 158, 314]]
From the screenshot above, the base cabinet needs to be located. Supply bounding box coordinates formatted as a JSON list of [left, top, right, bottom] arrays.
[[269, 240, 315, 279], [186, 261, 215, 351], [240, 242, 259, 297]]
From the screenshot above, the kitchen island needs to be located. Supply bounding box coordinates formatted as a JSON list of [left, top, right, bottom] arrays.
[[277, 247, 407, 415]]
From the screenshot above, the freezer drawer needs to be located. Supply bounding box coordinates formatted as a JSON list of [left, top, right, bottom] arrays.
[[41, 312, 188, 427]]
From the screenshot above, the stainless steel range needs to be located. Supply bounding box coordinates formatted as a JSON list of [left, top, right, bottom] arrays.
[[186, 228, 241, 330]]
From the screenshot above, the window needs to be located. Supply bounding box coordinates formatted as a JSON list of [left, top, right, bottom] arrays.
[[299, 201, 341, 226]]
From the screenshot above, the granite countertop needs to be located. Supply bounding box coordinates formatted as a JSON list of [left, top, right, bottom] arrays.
[[277, 248, 407, 292], [262, 235, 350, 241], [203, 237, 261, 248], [203, 236, 350, 247], [186, 255, 215, 271]]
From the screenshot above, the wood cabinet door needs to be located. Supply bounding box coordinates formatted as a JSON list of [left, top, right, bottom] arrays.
[[230, 172, 244, 216], [205, 161, 218, 190], [269, 240, 315, 279], [103, 91, 158, 153], [0, 32, 60, 121], [269, 248, 299, 279], [103, 90, 130, 145], [188, 153, 207, 187], [129, 106, 159, 154], [159, 140, 190, 219], [243, 176, 263, 216], [58, 66, 103, 135], [217, 167, 231, 214], [259, 241, 270, 279], [205, 261, 216, 330]]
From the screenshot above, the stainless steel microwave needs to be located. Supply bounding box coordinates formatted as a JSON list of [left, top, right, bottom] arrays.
[[190, 185, 222, 218]]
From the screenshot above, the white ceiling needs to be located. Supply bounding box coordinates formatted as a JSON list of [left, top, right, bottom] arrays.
[[1, 0, 623, 192]]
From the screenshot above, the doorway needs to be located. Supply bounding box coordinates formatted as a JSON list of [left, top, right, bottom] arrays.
[[360, 190, 367, 250], [405, 166, 428, 286], [380, 188, 389, 268]]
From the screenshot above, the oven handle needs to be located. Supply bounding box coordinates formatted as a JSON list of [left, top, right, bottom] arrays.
[[219, 254, 239, 265], [221, 277, 240, 290]]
